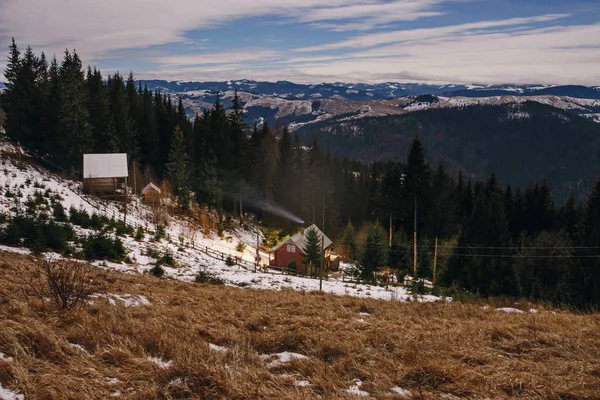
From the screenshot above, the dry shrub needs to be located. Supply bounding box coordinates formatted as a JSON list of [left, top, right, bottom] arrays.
[[21, 257, 93, 310]]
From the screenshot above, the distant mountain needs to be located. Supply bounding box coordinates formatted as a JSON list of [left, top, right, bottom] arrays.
[[0, 82, 5, 90], [135, 79, 600, 129], [138, 79, 600, 101], [293, 102, 600, 201]]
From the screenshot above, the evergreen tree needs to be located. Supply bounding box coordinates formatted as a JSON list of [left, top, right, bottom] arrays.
[[58, 50, 94, 170], [360, 224, 386, 282], [166, 126, 191, 208], [340, 220, 358, 262], [302, 227, 322, 275]]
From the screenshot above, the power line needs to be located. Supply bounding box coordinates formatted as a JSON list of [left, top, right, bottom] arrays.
[[334, 241, 600, 250]]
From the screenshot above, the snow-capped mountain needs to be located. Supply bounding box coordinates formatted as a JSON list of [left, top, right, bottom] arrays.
[[138, 80, 600, 101], [135, 80, 600, 129]]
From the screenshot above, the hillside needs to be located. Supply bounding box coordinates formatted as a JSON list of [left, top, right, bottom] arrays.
[[0, 138, 435, 303], [294, 102, 600, 200], [1, 251, 599, 399]]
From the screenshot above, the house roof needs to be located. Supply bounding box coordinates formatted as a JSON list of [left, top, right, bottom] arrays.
[[83, 154, 128, 179], [267, 224, 333, 253], [141, 182, 161, 195]]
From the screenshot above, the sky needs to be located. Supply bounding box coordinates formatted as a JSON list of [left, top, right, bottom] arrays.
[[0, 0, 599, 85]]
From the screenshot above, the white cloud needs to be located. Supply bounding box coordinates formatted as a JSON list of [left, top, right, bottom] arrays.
[[151, 50, 279, 67], [294, 14, 571, 51], [136, 22, 600, 85], [0, 0, 390, 60]]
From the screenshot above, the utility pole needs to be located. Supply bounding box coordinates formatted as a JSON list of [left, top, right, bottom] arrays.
[[124, 177, 128, 225], [389, 213, 393, 248], [433, 219, 439, 286], [413, 196, 417, 277], [255, 229, 259, 273], [322, 194, 325, 235], [320, 234, 325, 291], [133, 163, 137, 195]]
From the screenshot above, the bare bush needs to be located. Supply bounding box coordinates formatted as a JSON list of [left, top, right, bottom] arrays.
[[23, 258, 93, 310]]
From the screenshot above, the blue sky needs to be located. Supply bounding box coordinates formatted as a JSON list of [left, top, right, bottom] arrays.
[[0, 0, 599, 84]]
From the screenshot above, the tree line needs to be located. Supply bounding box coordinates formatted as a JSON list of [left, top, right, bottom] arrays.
[[2, 40, 599, 308]]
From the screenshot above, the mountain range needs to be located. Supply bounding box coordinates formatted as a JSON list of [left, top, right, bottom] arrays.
[[134, 80, 600, 200], [136, 80, 600, 130]]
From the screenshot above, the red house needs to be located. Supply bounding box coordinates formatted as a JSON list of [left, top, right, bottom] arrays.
[[267, 225, 333, 275]]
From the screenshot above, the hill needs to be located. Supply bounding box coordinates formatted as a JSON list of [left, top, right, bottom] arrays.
[[0, 138, 434, 302], [294, 102, 600, 200], [1, 251, 599, 399]]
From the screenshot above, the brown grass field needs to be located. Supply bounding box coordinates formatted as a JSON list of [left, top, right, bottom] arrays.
[[0, 251, 599, 400]]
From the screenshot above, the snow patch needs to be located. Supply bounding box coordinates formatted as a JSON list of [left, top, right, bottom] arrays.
[[391, 387, 411, 397], [260, 352, 308, 368], [0, 245, 31, 255], [0, 383, 24, 400], [209, 343, 227, 352], [296, 380, 311, 387], [68, 343, 89, 354], [92, 293, 151, 307], [0, 353, 13, 362], [106, 377, 120, 385], [496, 307, 524, 314], [147, 356, 173, 369], [347, 380, 369, 397]]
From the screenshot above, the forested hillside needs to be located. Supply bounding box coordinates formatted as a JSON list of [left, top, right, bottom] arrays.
[[295, 102, 600, 201], [2, 39, 600, 308]]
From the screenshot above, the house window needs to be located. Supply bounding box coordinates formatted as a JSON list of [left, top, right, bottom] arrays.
[[287, 244, 296, 253]]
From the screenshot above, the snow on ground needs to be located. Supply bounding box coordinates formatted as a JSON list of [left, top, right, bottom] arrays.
[[260, 352, 309, 368], [391, 387, 411, 397], [209, 344, 227, 352], [91, 293, 151, 307], [0, 383, 24, 400], [106, 378, 120, 385], [496, 307, 525, 314], [0, 139, 446, 304], [347, 380, 369, 397], [68, 343, 89, 354], [0, 245, 31, 255], [147, 357, 173, 369], [295, 380, 311, 387], [0, 353, 13, 362]]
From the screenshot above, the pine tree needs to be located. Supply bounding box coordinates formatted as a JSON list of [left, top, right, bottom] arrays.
[[340, 221, 358, 262], [574, 178, 600, 307], [166, 126, 191, 208], [58, 50, 94, 170], [360, 224, 386, 283], [302, 227, 322, 275]]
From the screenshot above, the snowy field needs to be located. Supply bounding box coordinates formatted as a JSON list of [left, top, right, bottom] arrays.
[[0, 139, 444, 303]]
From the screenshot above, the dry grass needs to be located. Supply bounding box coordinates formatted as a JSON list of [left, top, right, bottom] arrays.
[[0, 251, 599, 400]]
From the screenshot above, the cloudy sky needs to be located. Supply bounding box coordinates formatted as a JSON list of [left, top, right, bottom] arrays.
[[0, 0, 599, 84]]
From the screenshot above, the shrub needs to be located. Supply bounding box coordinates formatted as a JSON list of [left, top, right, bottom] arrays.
[[157, 251, 175, 267], [150, 265, 165, 278], [115, 222, 134, 237], [225, 256, 236, 266], [236, 242, 247, 253], [52, 202, 67, 222], [69, 207, 91, 228], [82, 234, 125, 262], [154, 225, 166, 241], [288, 260, 298, 275], [22, 258, 93, 310], [0, 216, 74, 254], [195, 266, 225, 285], [135, 226, 145, 241]]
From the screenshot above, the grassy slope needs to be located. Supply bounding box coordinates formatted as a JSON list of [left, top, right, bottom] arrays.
[[1, 251, 599, 400]]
